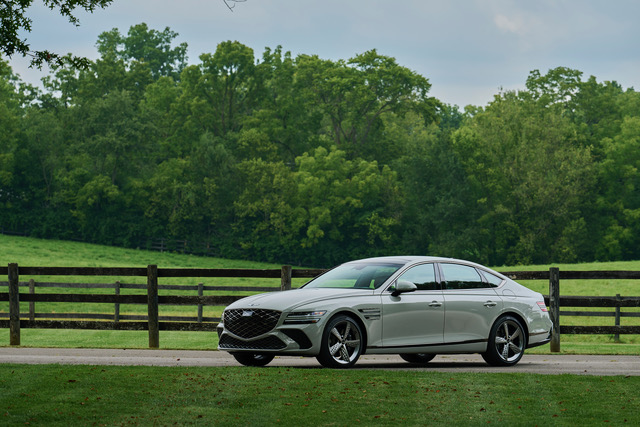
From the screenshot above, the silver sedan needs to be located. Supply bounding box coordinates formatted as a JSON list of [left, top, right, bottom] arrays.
[[217, 256, 552, 368]]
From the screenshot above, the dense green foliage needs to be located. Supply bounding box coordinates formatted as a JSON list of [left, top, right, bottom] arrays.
[[1, 25, 639, 267]]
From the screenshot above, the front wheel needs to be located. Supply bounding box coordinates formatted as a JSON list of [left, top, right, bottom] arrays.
[[232, 352, 275, 367], [316, 315, 363, 369], [399, 353, 436, 364], [482, 316, 526, 366]]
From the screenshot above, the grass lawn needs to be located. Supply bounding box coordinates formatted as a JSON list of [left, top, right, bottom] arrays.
[[1, 364, 638, 426]]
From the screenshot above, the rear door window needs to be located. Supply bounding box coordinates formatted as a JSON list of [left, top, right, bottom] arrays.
[[440, 263, 488, 290]]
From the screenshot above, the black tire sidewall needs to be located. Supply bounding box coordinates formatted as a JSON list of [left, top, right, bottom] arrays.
[[399, 353, 436, 364], [316, 315, 363, 369], [232, 352, 275, 367], [483, 315, 526, 366]]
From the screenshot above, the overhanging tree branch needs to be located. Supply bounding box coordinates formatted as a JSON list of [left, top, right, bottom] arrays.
[[222, 0, 246, 12], [1, 0, 114, 68]]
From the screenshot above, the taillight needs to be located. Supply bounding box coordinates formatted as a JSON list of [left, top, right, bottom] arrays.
[[537, 301, 548, 312]]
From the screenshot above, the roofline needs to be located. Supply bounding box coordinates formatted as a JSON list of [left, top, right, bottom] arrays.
[[343, 256, 506, 278]]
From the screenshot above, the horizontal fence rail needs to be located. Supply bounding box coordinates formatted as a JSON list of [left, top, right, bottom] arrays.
[[1, 264, 639, 351]]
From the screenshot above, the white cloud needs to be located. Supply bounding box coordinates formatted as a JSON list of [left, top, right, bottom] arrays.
[[494, 13, 525, 35]]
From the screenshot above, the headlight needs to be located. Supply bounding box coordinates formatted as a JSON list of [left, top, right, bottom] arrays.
[[284, 310, 327, 324]]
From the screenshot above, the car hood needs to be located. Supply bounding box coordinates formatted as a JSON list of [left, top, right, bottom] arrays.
[[226, 288, 374, 312]]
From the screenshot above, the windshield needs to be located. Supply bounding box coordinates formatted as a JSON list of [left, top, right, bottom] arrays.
[[303, 262, 403, 289]]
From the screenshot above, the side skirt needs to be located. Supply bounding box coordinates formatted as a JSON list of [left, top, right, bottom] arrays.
[[366, 339, 487, 355]]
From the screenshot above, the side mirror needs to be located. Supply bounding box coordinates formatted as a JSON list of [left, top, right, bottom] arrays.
[[391, 280, 417, 297]]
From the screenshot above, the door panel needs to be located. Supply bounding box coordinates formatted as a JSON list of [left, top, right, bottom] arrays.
[[381, 263, 444, 347], [439, 262, 503, 344], [442, 289, 502, 343], [381, 291, 445, 347]]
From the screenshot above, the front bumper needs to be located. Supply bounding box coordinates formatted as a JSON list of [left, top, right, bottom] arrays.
[[217, 313, 322, 356]]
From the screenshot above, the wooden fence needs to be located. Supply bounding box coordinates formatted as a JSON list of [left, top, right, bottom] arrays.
[[1, 264, 640, 352], [0, 264, 322, 348], [503, 268, 640, 351]]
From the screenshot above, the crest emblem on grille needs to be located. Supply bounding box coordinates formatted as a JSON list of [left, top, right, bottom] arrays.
[[242, 310, 254, 317]]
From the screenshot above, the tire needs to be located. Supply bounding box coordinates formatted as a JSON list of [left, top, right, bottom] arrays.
[[231, 352, 275, 367], [316, 315, 363, 369], [399, 353, 436, 364], [482, 315, 526, 366]]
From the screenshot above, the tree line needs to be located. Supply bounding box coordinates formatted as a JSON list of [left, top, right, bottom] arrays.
[[1, 24, 638, 267]]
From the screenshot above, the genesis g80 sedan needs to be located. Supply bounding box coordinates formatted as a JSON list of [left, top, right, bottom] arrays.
[[218, 256, 552, 368]]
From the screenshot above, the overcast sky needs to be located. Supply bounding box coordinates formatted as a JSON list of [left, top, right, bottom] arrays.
[[8, 0, 640, 107]]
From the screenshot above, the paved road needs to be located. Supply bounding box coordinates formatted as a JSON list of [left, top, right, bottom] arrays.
[[0, 348, 638, 376]]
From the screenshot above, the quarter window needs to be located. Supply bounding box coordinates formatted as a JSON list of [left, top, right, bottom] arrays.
[[397, 264, 439, 290], [441, 263, 487, 290], [482, 271, 504, 287]]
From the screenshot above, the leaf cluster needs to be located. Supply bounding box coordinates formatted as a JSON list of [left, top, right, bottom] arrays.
[[0, 0, 113, 68]]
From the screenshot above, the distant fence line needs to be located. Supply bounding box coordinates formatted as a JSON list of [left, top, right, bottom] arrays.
[[1, 264, 640, 351]]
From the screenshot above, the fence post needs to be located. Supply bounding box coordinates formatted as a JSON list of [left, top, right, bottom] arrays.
[[147, 265, 159, 348], [8, 263, 20, 346], [614, 294, 621, 343], [549, 267, 560, 352], [28, 279, 35, 322], [197, 282, 204, 323], [280, 265, 292, 291], [114, 281, 121, 322]]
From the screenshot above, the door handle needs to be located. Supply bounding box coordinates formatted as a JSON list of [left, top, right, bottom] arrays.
[[484, 301, 497, 307], [428, 301, 442, 307]]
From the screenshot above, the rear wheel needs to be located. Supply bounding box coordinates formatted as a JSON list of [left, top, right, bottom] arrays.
[[482, 315, 526, 366], [399, 353, 436, 364], [316, 315, 363, 369], [232, 352, 275, 367]]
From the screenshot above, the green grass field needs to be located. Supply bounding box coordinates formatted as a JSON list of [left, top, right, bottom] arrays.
[[1, 234, 639, 352], [1, 364, 638, 426]]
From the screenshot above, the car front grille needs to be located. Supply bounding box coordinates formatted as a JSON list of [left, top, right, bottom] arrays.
[[223, 309, 281, 338], [219, 335, 286, 350]]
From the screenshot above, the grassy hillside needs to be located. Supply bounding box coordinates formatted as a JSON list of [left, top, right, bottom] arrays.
[[1, 234, 639, 352], [0, 234, 281, 269], [4, 233, 640, 271], [0, 233, 299, 286], [0, 234, 289, 350]]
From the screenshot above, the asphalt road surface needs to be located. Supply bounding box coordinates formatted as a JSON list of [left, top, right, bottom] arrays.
[[0, 348, 638, 376]]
